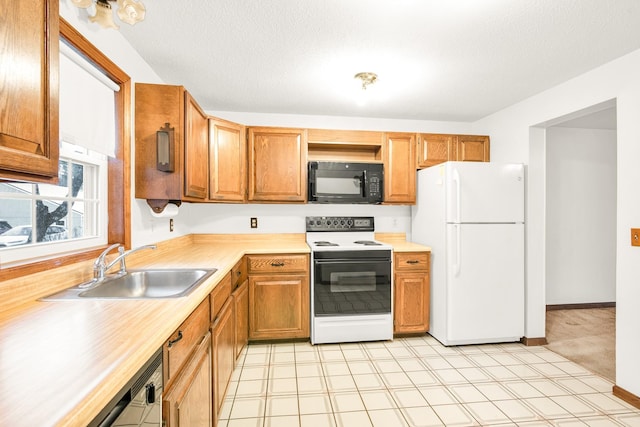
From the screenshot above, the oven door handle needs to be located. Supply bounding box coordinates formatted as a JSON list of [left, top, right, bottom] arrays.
[[315, 259, 390, 264]]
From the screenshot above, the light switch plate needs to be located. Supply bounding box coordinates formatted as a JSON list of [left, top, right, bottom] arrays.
[[631, 228, 640, 247]]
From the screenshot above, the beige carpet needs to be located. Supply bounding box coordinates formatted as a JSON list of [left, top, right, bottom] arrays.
[[545, 307, 615, 381]]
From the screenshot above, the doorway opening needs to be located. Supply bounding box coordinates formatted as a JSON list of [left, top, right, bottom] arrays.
[[538, 99, 617, 381]]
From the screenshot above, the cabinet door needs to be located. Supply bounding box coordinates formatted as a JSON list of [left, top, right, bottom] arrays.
[[0, 0, 59, 180], [394, 273, 430, 334], [233, 278, 249, 359], [456, 135, 490, 162], [209, 118, 246, 202], [184, 92, 209, 199], [163, 332, 212, 427], [212, 299, 235, 417], [247, 127, 307, 202], [249, 274, 309, 339], [135, 83, 184, 201], [384, 132, 416, 204], [417, 133, 456, 168]]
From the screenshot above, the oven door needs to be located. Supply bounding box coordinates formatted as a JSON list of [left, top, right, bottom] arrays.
[[313, 250, 392, 316]]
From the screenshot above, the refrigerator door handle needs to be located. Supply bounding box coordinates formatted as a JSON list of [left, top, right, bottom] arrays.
[[453, 224, 461, 277], [453, 168, 461, 223]]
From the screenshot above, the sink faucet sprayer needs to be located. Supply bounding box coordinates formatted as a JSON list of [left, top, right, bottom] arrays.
[[91, 243, 157, 282]]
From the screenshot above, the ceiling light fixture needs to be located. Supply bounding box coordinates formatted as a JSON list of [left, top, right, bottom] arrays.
[[71, 0, 146, 29], [354, 72, 378, 91]]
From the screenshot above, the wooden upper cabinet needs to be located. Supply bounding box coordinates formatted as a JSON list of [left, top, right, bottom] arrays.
[[457, 135, 490, 162], [247, 127, 307, 202], [417, 133, 456, 168], [209, 118, 246, 202], [384, 132, 416, 204], [184, 92, 209, 199], [417, 133, 490, 168], [135, 83, 208, 207], [0, 0, 59, 181]]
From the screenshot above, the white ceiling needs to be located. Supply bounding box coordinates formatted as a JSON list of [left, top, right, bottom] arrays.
[[116, 0, 640, 122]]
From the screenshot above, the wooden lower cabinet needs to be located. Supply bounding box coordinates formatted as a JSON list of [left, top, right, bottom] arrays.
[[212, 298, 235, 423], [394, 252, 431, 335], [247, 254, 310, 340], [249, 274, 310, 339], [233, 278, 249, 359], [163, 331, 213, 427]]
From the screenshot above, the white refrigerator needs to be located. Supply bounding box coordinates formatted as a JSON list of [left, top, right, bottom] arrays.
[[411, 161, 525, 346]]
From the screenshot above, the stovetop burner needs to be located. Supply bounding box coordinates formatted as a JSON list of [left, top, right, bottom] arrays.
[[314, 241, 339, 247], [353, 240, 382, 246]]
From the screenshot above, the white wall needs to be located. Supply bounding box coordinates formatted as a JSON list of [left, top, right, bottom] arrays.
[[185, 203, 411, 235], [545, 127, 616, 305], [473, 48, 640, 392]]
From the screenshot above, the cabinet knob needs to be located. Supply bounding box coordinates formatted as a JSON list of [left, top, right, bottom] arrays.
[[406, 260, 419, 264], [271, 262, 285, 267]]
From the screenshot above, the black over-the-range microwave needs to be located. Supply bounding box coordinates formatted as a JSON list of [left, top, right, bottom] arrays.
[[308, 161, 383, 204]]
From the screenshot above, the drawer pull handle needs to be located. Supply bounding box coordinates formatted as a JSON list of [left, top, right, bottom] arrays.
[[406, 260, 420, 264], [168, 330, 183, 348], [271, 262, 285, 267]]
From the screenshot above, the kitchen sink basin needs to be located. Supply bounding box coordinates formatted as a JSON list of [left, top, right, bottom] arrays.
[[41, 268, 217, 300]]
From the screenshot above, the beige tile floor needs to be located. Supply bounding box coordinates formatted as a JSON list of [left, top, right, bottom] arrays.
[[218, 336, 640, 426]]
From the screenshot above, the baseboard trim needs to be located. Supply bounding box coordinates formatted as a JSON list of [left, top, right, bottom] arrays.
[[521, 336, 548, 346], [546, 302, 616, 311], [613, 385, 640, 410]]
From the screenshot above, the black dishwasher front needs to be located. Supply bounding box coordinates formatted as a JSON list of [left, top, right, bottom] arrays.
[[89, 348, 163, 427]]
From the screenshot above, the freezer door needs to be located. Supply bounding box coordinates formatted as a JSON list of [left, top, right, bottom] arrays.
[[445, 162, 524, 223], [445, 223, 524, 344]]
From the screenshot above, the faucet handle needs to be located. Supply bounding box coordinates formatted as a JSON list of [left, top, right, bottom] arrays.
[[93, 243, 122, 280], [94, 243, 122, 267]]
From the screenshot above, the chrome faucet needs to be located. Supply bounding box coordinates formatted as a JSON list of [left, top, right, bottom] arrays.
[[93, 243, 122, 281], [92, 243, 157, 281]]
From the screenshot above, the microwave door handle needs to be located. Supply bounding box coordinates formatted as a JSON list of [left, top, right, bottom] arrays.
[[362, 170, 367, 197]]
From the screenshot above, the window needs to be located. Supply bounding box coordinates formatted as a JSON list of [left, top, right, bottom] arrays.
[[0, 143, 108, 265], [0, 20, 131, 279]]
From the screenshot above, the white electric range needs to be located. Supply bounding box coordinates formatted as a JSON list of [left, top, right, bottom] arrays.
[[306, 216, 393, 345]]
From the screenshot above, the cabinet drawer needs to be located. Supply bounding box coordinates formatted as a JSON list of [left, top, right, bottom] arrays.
[[247, 254, 309, 274], [231, 256, 247, 288], [210, 272, 232, 321], [164, 298, 210, 383], [394, 252, 430, 272]]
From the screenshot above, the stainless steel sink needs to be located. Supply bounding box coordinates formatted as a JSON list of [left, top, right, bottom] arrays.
[[41, 268, 217, 300]]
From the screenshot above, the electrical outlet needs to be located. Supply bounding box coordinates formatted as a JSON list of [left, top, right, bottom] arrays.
[[250, 217, 258, 228], [631, 228, 640, 247]]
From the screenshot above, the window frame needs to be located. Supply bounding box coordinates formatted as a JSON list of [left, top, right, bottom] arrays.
[[0, 18, 131, 281]]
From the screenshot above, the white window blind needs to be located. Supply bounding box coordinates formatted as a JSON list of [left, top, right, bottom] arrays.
[[59, 41, 118, 157]]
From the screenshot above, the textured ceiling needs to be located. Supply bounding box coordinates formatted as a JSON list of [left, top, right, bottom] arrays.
[[117, 0, 640, 122]]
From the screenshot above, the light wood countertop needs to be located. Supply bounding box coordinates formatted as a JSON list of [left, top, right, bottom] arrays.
[[0, 234, 309, 427], [0, 232, 429, 426], [376, 232, 432, 252]]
